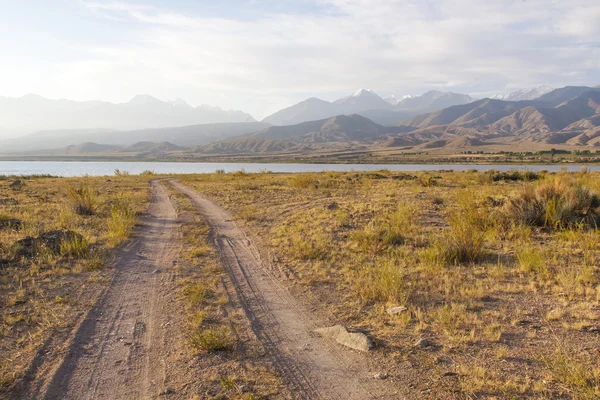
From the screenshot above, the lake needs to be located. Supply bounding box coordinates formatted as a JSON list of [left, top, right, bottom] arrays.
[[0, 161, 596, 177]]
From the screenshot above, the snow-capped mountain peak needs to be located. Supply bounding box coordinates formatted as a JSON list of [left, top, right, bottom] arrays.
[[352, 88, 375, 97], [490, 85, 554, 101], [169, 97, 191, 107]]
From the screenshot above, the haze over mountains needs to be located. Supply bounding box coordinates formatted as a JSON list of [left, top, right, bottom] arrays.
[[490, 85, 554, 101], [1, 85, 599, 156], [0, 94, 255, 138], [261, 89, 476, 126], [201, 85, 600, 155]]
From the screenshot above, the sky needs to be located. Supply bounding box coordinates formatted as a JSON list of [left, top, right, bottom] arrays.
[[1, 0, 599, 119]]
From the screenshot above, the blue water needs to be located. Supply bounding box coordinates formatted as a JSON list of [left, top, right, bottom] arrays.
[[0, 161, 595, 177]]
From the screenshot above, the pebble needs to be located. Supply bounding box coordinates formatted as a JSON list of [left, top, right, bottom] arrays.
[[415, 337, 434, 348], [387, 306, 408, 315]]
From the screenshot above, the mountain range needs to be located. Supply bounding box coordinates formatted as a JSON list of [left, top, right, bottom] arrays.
[[262, 89, 476, 126], [389, 86, 600, 150], [200, 114, 414, 154], [2, 85, 599, 156], [0, 94, 255, 138], [198, 86, 600, 154], [490, 85, 554, 101]]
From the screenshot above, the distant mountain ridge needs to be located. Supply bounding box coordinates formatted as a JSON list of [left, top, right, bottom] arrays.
[[0, 94, 256, 137], [201, 114, 413, 154], [262, 89, 476, 126], [490, 85, 554, 101], [393, 86, 600, 150], [0, 122, 269, 152]]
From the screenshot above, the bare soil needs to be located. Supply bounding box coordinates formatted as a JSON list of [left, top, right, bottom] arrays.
[[21, 181, 181, 399], [170, 180, 399, 399]]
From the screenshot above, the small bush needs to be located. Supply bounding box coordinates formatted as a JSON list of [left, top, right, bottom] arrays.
[[114, 169, 130, 176], [67, 183, 97, 215], [434, 214, 486, 265], [516, 246, 549, 278], [355, 259, 411, 304], [290, 174, 318, 189], [543, 345, 600, 398], [183, 283, 212, 307], [506, 178, 600, 230], [60, 235, 89, 258], [351, 203, 415, 254], [190, 326, 233, 352], [106, 195, 137, 245]]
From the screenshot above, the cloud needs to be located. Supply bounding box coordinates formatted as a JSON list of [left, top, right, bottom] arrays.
[[11, 0, 600, 118]]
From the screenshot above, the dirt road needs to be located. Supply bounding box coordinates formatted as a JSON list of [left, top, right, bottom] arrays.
[[28, 181, 180, 400], [21, 179, 394, 400], [171, 180, 394, 400]]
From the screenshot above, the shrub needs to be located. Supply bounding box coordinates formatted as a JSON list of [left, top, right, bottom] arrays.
[[106, 195, 137, 245], [183, 283, 212, 307], [543, 345, 600, 398], [516, 246, 549, 278], [114, 169, 130, 176], [60, 235, 89, 258], [355, 259, 411, 304], [506, 178, 600, 230], [351, 203, 416, 254], [290, 174, 318, 189], [434, 214, 486, 266], [190, 326, 233, 352], [67, 183, 97, 215]]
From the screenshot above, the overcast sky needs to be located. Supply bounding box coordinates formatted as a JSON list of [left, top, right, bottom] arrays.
[[1, 0, 599, 119]]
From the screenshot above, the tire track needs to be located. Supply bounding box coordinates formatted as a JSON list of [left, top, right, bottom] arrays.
[[30, 181, 180, 400], [170, 180, 391, 400]]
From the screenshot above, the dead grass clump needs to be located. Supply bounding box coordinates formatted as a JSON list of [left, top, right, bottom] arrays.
[[183, 283, 212, 307], [59, 235, 89, 258], [351, 203, 416, 253], [543, 345, 600, 398], [433, 214, 486, 266], [106, 195, 137, 245], [190, 326, 234, 352], [354, 258, 411, 304], [67, 183, 98, 215], [516, 245, 549, 278], [506, 178, 600, 230]]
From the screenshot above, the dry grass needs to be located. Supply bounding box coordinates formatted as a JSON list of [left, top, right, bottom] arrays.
[[0, 174, 150, 395], [179, 169, 600, 398], [164, 185, 287, 398]]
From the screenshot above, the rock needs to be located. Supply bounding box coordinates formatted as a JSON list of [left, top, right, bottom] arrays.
[[415, 337, 434, 348], [13, 230, 84, 258], [387, 306, 408, 315], [314, 325, 373, 352], [0, 218, 22, 231], [0, 197, 18, 205], [373, 373, 388, 380], [9, 180, 22, 191]]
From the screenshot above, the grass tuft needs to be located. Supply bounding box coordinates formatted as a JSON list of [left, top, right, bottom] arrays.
[[67, 183, 98, 215]]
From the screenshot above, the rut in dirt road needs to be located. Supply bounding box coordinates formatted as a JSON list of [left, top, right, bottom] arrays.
[[170, 180, 394, 400], [31, 181, 180, 400]]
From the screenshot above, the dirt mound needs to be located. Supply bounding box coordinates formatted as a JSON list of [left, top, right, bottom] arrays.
[[0, 197, 19, 205], [0, 217, 22, 231], [13, 230, 84, 258]]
